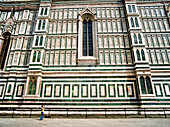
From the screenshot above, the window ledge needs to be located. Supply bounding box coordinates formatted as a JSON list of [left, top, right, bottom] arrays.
[[24, 95, 40, 98], [77, 57, 98, 65], [139, 94, 155, 97]]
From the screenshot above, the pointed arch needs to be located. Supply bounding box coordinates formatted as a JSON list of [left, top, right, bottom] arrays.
[[28, 77, 37, 95], [146, 76, 153, 94], [134, 34, 137, 44], [42, 20, 46, 30], [140, 76, 147, 94], [40, 36, 43, 46], [131, 17, 134, 27], [82, 13, 94, 56], [138, 34, 142, 44], [38, 20, 41, 30], [136, 49, 141, 61], [35, 36, 39, 46], [37, 51, 41, 62], [135, 17, 139, 27], [40, 8, 44, 15], [33, 51, 36, 62], [141, 49, 146, 60], [78, 8, 98, 65], [0, 32, 11, 70], [132, 5, 136, 12], [44, 8, 48, 15], [128, 5, 132, 13]]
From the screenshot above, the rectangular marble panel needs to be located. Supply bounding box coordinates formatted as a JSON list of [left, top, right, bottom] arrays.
[[62, 21, 67, 33], [105, 51, 110, 65], [64, 9, 67, 19], [103, 36, 108, 48], [108, 84, 115, 97], [59, 10, 63, 19], [155, 85, 162, 96], [72, 85, 79, 97], [73, 21, 77, 33], [98, 35, 103, 48], [107, 20, 112, 32], [60, 52, 65, 65], [56, 37, 60, 49], [67, 36, 71, 49], [63, 85, 70, 97], [98, 21, 102, 32], [99, 51, 104, 64], [72, 51, 76, 65], [54, 52, 59, 65], [72, 37, 77, 48], [68, 21, 72, 33], [82, 85, 88, 97], [118, 84, 124, 97], [66, 51, 71, 65], [57, 21, 62, 33], [17, 85, 23, 97], [103, 21, 107, 32], [55, 85, 61, 97], [0, 85, 4, 97], [164, 84, 170, 96], [61, 37, 66, 49], [91, 84, 97, 97], [100, 85, 106, 97], [45, 85, 52, 97]]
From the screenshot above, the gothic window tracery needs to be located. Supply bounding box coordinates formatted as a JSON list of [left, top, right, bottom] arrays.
[[28, 77, 37, 95], [83, 17, 93, 56], [140, 76, 153, 94]]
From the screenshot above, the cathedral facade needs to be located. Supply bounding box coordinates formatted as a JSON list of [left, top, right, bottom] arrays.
[[0, 0, 170, 109]]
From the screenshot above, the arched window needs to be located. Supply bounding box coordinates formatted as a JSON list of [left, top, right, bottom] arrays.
[[138, 34, 142, 44], [136, 49, 141, 61], [0, 32, 11, 70], [28, 77, 36, 95], [141, 49, 146, 60], [128, 5, 132, 13], [131, 18, 134, 27], [140, 76, 146, 94], [135, 17, 139, 27], [35, 36, 39, 46], [37, 51, 41, 62], [78, 8, 97, 65], [40, 36, 43, 46], [146, 76, 153, 94], [42, 20, 46, 30], [33, 51, 36, 62], [40, 8, 44, 15], [7, 84, 11, 93], [134, 34, 137, 44], [83, 19, 93, 56], [38, 20, 41, 30], [132, 5, 136, 12], [44, 8, 48, 15]]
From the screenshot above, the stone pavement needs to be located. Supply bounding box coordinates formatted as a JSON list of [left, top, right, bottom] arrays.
[[0, 118, 169, 127]]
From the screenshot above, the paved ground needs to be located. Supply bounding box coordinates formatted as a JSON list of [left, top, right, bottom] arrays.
[[0, 118, 170, 127]]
